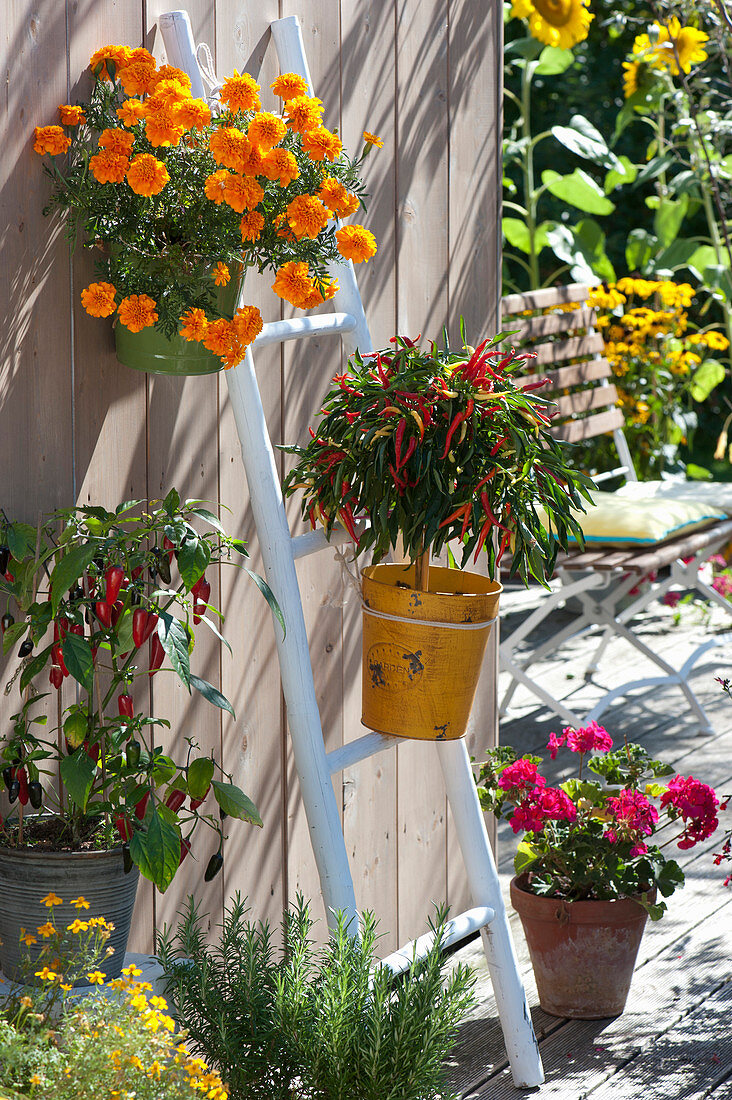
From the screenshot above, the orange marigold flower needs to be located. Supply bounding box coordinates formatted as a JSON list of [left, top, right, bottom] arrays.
[[147, 79, 191, 110], [118, 60, 157, 96], [213, 262, 231, 287], [363, 130, 384, 148], [89, 45, 132, 81], [152, 66, 191, 91], [174, 98, 212, 130], [58, 104, 85, 126], [204, 169, 230, 204], [180, 308, 208, 342], [286, 194, 330, 240], [81, 282, 117, 318], [222, 173, 264, 213], [301, 127, 343, 163], [99, 127, 135, 155], [143, 104, 185, 148], [232, 305, 263, 348], [117, 99, 145, 127], [301, 277, 339, 309], [274, 213, 297, 242], [220, 70, 261, 113], [128, 46, 156, 67], [89, 149, 129, 184], [260, 148, 299, 186], [239, 142, 266, 177], [270, 72, 309, 100], [248, 111, 287, 152], [202, 318, 234, 356], [117, 294, 158, 333], [127, 153, 169, 197], [318, 177, 359, 218], [240, 210, 265, 242], [272, 261, 316, 308], [335, 224, 377, 263], [284, 95, 325, 134], [209, 126, 249, 171], [33, 125, 71, 156]]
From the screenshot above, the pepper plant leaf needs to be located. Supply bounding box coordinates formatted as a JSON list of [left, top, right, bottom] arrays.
[[157, 613, 191, 689], [49, 542, 98, 615], [60, 748, 96, 813], [212, 780, 263, 827], [130, 805, 181, 893]]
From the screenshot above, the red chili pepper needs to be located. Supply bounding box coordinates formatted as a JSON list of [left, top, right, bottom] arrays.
[[51, 643, 69, 678], [388, 463, 407, 495], [439, 503, 471, 530], [114, 813, 133, 842], [163, 537, 175, 563], [474, 472, 496, 494], [131, 566, 144, 581], [193, 579, 211, 626], [84, 740, 100, 764], [440, 400, 474, 460], [53, 617, 68, 643], [135, 789, 150, 821], [118, 693, 134, 719], [50, 665, 63, 690], [489, 435, 507, 456], [110, 600, 124, 629], [400, 437, 417, 468], [149, 633, 165, 676], [474, 517, 493, 563], [338, 504, 359, 543], [393, 419, 405, 469], [480, 492, 501, 527], [105, 566, 125, 607], [95, 600, 112, 628], [179, 836, 192, 865], [17, 767, 28, 806], [497, 529, 512, 565], [165, 788, 187, 813], [190, 786, 210, 812], [69, 623, 84, 638], [133, 609, 158, 648]]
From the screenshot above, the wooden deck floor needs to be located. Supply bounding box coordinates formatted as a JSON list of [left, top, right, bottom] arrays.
[[449, 584, 732, 1100]]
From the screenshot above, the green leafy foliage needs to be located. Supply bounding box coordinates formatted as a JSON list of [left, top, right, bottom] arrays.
[[282, 336, 594, 585], [157, 894, 475, 1100]]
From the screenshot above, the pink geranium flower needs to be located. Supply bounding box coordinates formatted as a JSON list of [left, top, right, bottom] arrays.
[[564, 722, 613, 755], [660, 775, 719, 849], [499, 758, 544, 792], [606, 789, 659, 838]]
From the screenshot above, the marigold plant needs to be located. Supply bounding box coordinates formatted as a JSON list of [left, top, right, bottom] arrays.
[[586, 278, 729, 477], [34, 45, 378, 369], [477, 723, 720, 918], [282, 334, 594, 584]]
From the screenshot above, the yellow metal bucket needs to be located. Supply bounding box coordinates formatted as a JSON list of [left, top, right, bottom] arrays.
[[361, 563, 502, 741]]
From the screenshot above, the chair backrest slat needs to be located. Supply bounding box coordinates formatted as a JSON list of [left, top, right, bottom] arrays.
[[549, 406, 625, 443], [553, 382, 619, 419], [507, 306, 594, 342], [530, 331, 606, 365], [501, 282, 588, 314], [514, 357, 612, 392]]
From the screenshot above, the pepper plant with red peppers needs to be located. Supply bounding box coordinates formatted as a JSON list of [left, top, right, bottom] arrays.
[[0, 491, 283, 893], [282, 333, 595, 583]]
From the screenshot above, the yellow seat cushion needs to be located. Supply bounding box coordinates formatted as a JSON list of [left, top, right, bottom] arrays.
[[543, 491, 727, 547]]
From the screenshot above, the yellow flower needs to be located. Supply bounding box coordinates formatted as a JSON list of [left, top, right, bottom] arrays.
[[174, 97, 212, 130], [34, 966, 58, 982], [363, 131, 384, 148], [127, 153, 170, 196], [335, 224, 377, 263], [213, 262, 230, 287], [220, 70, 261, 113], [89, 44, 132, 81], [651, 17, 709, 75], [41, 892, 62, 907], [81, 281, 117, 318], [317, 177, 360, 218], [118, 59, 158, 97], [71, 896, 90, 909], [204, 169, 230, 204], [511, 0, 593, 50], [142, 103, 185, 148], [37, 922, 55, 938], [87, 970, 106, 985], [272, 261, 316, 308], [117, 294, 158, 333], [260, 147, 299, 186], [20, 928, 38, 946], [122, 963, 143, 978], [209, 126, 249, 171], [30, 1074, 42, 1086], [222, 173, 264, 213], [99, 127, 135, 155], [67, 919, 89, 934], [689, 330, 729, 351], [117, 98, 146, 127], [232, 305, 264, 350]]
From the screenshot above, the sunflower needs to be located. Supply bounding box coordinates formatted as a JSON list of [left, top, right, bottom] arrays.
[[511, 0, 593, 50]]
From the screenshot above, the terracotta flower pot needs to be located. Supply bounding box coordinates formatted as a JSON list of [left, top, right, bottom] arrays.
[[0, 845, 139, 984], [510, 875, 651, 1019]]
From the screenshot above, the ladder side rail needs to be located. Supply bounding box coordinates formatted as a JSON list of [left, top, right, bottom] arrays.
[[160, 10, 359, 931]]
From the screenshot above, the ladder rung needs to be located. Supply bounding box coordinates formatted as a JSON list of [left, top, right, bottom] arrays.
[[253, 313, 356, 348], [378, 907, 495, 978], [291, 526, 353, 560], [327, 731, 398, 775]]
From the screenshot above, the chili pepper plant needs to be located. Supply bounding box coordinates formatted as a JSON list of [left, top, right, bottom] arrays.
[[476, 723, 721, 919], [0, 490, 280, 891], [282, 333, 594, 583]]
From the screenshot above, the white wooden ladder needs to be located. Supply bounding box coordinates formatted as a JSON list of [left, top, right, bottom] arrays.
[[160, 11, 543, 1087]]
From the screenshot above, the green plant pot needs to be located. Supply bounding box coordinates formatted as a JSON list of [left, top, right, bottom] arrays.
[[114, 277, 241, 376]]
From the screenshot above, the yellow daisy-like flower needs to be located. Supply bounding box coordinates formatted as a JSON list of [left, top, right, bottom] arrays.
[[220, 70, 261, 113], [67, 919, 89, 934], [37, 922, 55, 938], [363, 131, 384, 148], [80, 281, 117, 317], [41, 892, 63, 907], [122, 963, 143, 977], [20, 928, 38, 946], [651, 17, 709, 75], [34, 966, 58, 981], [335, 224, 377, 263], [71, 896, 90, 909], [117, 294, 158, 333], [213, 262, 230, 287], [87, 970, 106, 985], [271, 72, 309, 100], [511, 0, 593, 50]]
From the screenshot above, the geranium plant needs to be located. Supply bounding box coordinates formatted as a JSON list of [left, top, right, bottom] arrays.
[[282, 334, 594, 583], [476, 722, 720, 919], [0, 490, 279, 891], [33, 44, 378, 368]]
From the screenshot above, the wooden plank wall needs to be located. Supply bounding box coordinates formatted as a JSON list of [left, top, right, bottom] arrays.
[[0, 0, 502, 955]]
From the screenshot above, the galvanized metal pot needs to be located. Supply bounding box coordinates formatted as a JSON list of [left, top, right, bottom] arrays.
[[0, 846, 139, 983], [510, 875, 650, 1019]]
